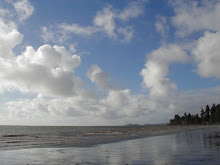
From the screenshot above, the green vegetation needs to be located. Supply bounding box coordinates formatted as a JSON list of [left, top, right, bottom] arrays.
[[169, 104, 220, 125]]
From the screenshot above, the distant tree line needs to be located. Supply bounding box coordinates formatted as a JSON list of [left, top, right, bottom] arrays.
[[169, 104, 220, 125]]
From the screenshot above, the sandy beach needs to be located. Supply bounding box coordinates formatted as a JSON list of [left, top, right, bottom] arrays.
[[0, 125, 220, 165]]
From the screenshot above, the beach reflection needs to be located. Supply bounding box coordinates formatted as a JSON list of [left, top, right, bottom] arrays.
[[0, 127, 220, 165]]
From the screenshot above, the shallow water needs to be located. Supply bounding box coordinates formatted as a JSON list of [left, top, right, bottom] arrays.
[[0, 125, 215, 150], [0, 126, 220, 165]]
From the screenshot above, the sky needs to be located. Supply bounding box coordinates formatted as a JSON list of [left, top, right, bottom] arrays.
[[0, 0, 220, 126]]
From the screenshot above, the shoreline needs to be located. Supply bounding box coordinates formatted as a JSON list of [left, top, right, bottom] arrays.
[[80, 125, 220, 147], [1, 125, 219, 150]]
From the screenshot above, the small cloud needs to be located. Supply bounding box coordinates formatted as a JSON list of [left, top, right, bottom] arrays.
[[93, 5, 119, 39], [41, 26, 56, 43], [0, 19, 23, 59], [69, 43, 77, 53], [87, 64, 115, 90], [155, 15, 169, 38], [192, 31, 220, 79], [140, 44, 189, 97], [118, 0, 145, 21], [12, 0, 34, 22], [59, 23, 98, 36]]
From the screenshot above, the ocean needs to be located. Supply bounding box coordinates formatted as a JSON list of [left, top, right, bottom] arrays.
[[0, 125, 220, 164]]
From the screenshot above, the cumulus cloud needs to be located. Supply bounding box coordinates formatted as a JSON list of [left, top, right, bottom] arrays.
[[0, 19, 23, 59], [5, 85, 220, 125], [4, 88, 153, 124], [0, 44, 82, 97], [45, 0, 146, 43], [192, 31, 220, 79], [0, 17, 82, 97], [100, 89, 151, 119], [0, 34, 218, 125], [140, 44, 189, 97], [0, 20, 154, 124], [7, 93, 97, 119], [171, 0, 220, 36], [1, 0, 220, 126], [170, 0, 220, 80]]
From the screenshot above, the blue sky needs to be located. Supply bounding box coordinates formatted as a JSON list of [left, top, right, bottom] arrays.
[[0, 0, 220, 126]]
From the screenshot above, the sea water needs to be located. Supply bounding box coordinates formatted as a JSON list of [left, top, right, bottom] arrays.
[[0, 125, 220, 164]]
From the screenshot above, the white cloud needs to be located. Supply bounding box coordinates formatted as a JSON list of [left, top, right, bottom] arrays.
[[170, 1, 220, 80], [41, 26, 56, 43], [47, 1, 146, 43], [140, 44, 189, 97], [3, 89, 152, 124], [87, 64, 121, 90], [0, 19, 82, 97], [118, 0, 145, 21], [0, 19, 23, 59], [0, 35, 217, 125], [12, 0, 34, 22], [87, 64, 111, 89], [100, 89, 151, 119], [192, 31, 220, 79], [5, 85, 220, 125], [1, 0, 220, 126], [171, 0, 220, 37], [93, 6, 117, 39], [59, 23, 98, 36]]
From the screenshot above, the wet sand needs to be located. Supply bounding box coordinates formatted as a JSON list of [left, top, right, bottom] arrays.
[[0, 125, 220, 165], [69, 125, 220, 147], [73, 125, 220, 147], [0, 125, 219, 150]]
